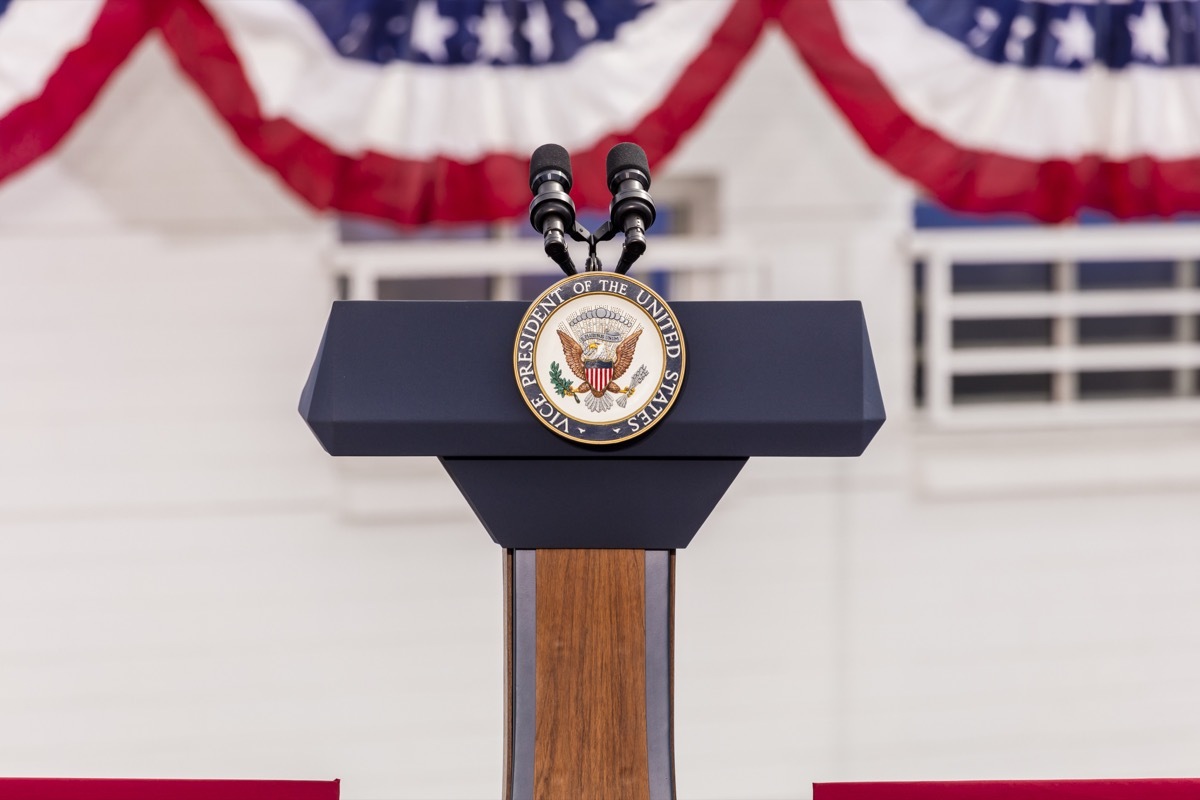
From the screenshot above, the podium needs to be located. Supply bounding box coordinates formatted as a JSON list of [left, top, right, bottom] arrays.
[[301, 298, 884, 799]]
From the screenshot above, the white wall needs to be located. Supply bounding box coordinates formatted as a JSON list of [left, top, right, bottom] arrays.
[[1, 28, 1199, 800]]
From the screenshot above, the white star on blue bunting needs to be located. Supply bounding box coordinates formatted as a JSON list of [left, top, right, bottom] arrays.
[[410, 0, 457, 63], [1049, 7, 1094, 65], [1129, 1, 1170, 64]]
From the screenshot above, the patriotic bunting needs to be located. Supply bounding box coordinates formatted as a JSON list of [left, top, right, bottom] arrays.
[[780, 0, 1200, 221], [6, 0, 1200, 223], [157, 0, 769, 223], [0, 0, 154, 185]]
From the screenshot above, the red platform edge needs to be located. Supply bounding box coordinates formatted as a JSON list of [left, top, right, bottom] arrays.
[[0, 778, 338, 799], [816, 779, 1200, 799]]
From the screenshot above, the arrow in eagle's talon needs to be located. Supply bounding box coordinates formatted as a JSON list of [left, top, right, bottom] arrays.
[[625, 364, 649, 397]]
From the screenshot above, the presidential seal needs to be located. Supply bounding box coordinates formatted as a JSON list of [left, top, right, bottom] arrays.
[[514, 273, 685, 444]]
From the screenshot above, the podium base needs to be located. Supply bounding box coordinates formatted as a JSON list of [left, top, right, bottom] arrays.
[[504, 549, 674, 800]]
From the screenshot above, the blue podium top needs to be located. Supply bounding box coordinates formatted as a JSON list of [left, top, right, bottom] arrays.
[[300, 300, 884, 459]]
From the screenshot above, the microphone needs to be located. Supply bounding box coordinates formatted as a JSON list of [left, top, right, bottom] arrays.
[[528, 143, 578, 276], [605, 143, 656, 275]]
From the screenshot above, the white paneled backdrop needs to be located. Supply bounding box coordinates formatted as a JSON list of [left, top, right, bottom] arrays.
[[1, 29, 1199, 800]]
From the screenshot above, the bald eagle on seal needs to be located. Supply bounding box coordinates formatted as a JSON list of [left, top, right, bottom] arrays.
[[556, 327, 643, 413]]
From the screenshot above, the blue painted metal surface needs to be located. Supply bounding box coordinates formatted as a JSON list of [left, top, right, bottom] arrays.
[[300, 299, 884, 548], [300, 300, 885, 458]]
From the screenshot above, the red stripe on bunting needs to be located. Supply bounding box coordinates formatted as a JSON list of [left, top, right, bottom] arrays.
[[0, 0, 156, 184], [0, 778, 338, 800], [815, 779, 1200, 799], [158, 0, 772, 225], [776, 0, 1200, 222]]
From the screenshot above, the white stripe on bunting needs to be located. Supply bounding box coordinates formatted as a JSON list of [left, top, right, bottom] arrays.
[[832, 0, 1200, 160], [0, 0, 104, 115], [202, 0, 736, 160]]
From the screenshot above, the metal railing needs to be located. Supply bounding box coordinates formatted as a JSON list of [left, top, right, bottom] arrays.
[[912, 223, 1200, 429], [331, 234, 756, 303]]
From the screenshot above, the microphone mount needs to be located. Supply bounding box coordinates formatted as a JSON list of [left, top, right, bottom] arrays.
[[548, 214, 594, 277], [537, 212, 616, 275]]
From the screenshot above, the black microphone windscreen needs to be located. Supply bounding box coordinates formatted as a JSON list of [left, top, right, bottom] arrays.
[[530, 144, 572, 190], [606, 142, 650, 188]]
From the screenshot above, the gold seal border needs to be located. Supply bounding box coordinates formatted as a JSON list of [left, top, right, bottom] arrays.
[[512, 273, 687, 446]]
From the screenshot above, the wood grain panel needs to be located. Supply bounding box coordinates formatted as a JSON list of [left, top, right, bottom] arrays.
[[534, 549, 650, 800]]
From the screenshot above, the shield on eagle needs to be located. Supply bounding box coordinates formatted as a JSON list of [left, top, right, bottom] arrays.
[[585, 362, 614, 392]]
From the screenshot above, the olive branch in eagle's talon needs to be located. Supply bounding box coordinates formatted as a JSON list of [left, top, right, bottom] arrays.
[[548, 361, 580, 403]]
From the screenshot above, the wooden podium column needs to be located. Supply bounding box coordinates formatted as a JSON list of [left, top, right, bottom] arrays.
[[504, 549, 675, 800]]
